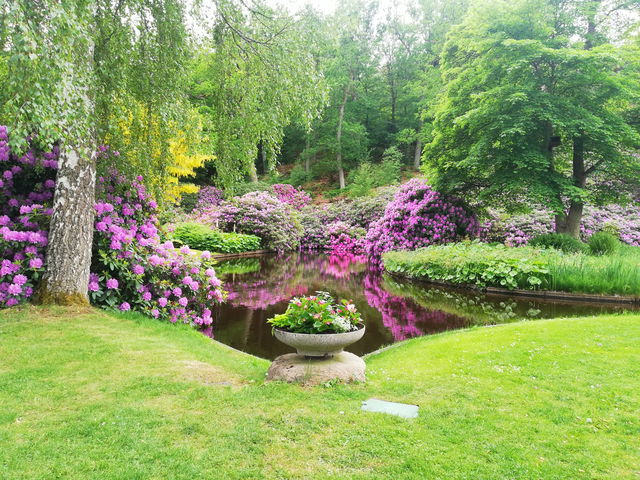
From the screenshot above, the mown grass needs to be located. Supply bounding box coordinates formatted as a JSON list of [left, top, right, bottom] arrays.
[[1, 307, 640, 479], [384, 243, 640, 296]]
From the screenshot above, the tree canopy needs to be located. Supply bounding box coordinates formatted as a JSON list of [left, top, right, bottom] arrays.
[[424, 0, 640, 234]]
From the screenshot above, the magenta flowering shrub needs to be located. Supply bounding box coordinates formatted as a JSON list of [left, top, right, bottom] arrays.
[[326, 221, 366, 255], [364, 179, 480, 264], [196, 186, 224, 210], [271, 184, 312, 209], [487, 204, 640, 247], [89, 171, 225, 326], [0, 127, 226, 327], [218, 191, 303, 251], [0, 126, 55, 307], [581, 204, 640, 246]]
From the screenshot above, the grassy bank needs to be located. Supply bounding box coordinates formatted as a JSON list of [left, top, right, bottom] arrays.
[[383, 242, 640, 296], [1, 307, 639, 479]]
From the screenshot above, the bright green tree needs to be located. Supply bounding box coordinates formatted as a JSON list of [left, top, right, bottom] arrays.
[[425, 0, 640, 236], [189, 1, 327, 192]]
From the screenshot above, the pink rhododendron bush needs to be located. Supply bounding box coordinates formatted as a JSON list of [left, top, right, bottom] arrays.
[[0, 126, 54, 307], [90, 170, 225, 326], [271, 183, 312, 209], [198, 191, 304, 252], [326, 221, 366, 255], [364, 179, 481, 264], [0, 130, 225, 327], [486, 204, 640, 247]]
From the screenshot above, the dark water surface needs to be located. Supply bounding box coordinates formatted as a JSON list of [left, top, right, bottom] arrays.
[[205, 253, 637, 360]]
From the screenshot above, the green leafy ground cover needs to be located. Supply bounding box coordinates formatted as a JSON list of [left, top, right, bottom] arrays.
[[1, 307, 639, 479], [383, 243, 640, 295], [172, 222, 262, 253]]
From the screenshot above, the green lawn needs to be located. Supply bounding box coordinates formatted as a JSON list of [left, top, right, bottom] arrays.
[[1, 307, 639, 479]]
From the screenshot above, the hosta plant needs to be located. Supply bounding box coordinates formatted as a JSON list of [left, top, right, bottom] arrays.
[[267, 292, 362, 334]]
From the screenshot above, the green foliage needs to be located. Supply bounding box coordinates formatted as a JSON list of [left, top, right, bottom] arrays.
[[347, 156, 402, 197], [172, 222, 261, 254], [286, 164, 310, 186], [189, 3, 327, 189], [1, 0, 191, 177], [547, 246, 640, 295], [277, 0, 471, 187], [425, 0, 640, 220], [384, 242, 552, 290], [232, 181, 272, 197], [310, 157, 340, 180], [385, 242, 640, 295], [588, 232, 620, 256], [382, 145, 404, 164], [347, 147, 402, 197], [178, 192, 199, 212], [267, 291, 362, 334], [529, 234, 588, 254]]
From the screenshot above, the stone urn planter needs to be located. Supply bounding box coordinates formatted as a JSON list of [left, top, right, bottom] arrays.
[[274, 324, 365, 357]]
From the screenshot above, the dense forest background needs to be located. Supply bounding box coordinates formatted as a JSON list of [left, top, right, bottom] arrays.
[[2, 0, 638, 209]]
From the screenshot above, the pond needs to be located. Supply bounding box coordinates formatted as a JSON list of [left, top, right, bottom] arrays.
[[205, 252, 637, 359]]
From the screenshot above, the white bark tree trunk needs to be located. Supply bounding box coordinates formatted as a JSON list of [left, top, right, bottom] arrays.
[[336, 88, 348, 190], [413, 138, 422, 169], [304, 134, 311, 174], [37, 145, 96, 304]]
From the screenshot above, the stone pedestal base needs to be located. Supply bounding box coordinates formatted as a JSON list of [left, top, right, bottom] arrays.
[[266, 352, 366, 385]]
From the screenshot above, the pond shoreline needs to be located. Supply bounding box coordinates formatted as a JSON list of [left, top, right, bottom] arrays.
[[212, 249, 273, 260], [386, 271, 640, 306]]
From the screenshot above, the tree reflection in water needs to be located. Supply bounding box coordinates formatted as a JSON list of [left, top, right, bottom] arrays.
[[208, 252, 635, 359]]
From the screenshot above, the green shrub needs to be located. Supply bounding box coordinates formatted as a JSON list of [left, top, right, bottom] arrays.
[[178, 192, 198, 212], [310, 157, 337, 180], [172, 222, 261, 253], [383, 242, 640, 295], [287, 164, 310, 186], [232, 181, 272, 197], [529, 233, 587, 254], [347, 154, 401, 198], [588, 232, 620, 256]]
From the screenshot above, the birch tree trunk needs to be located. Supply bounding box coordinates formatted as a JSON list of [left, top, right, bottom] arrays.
[[37, 145, 96, 305], [336, 88, 348, 190], [259, 140, 267, 174], [304, 134, 311, 174], [413, 138, 422, 169]]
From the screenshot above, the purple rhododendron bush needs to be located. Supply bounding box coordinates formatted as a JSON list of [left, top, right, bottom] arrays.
[[486, 205, 640, 247], [364, 178, 481, 264], [193, 190, 304, 252], [271, 183, 312, 209], [90, 169, 225, 326], [195, 186, 224, 210], [0, 131, 225, 327], [0, 126, 54, 307]]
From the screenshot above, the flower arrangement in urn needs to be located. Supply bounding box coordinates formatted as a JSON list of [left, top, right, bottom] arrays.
[[267, 292, 365, 357]]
